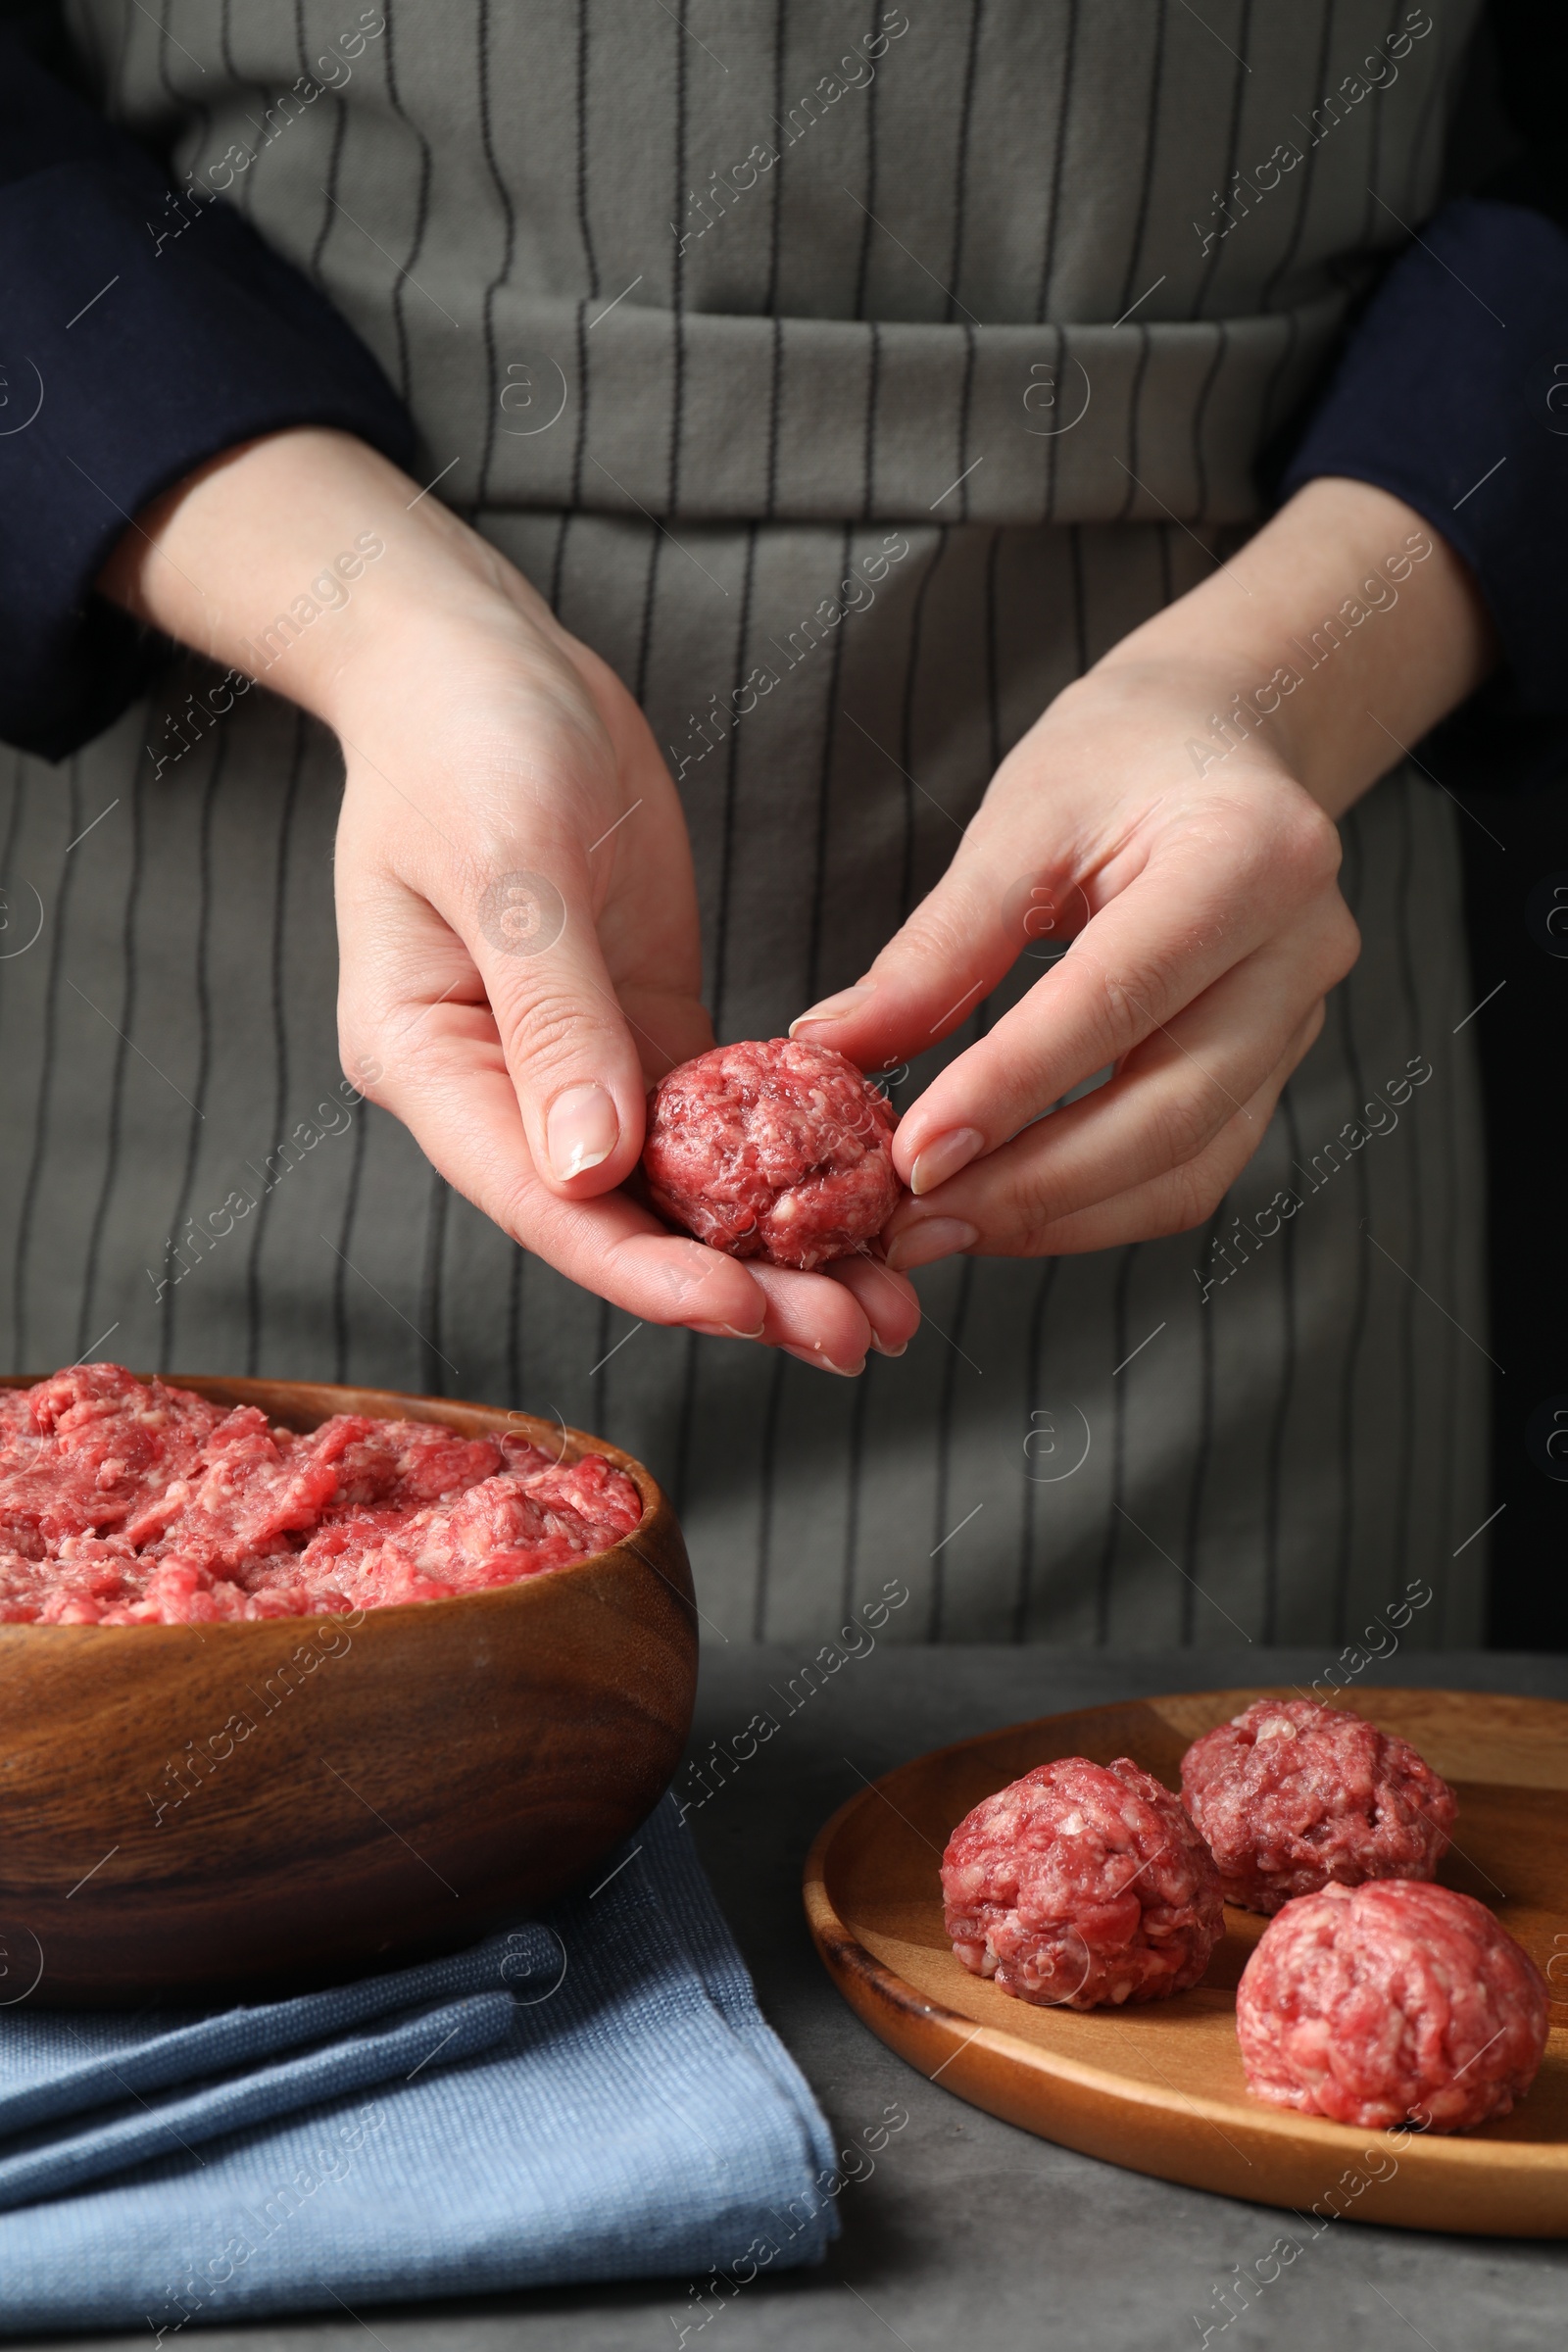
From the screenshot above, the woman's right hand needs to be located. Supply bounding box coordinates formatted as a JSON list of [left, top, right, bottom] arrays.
[[330, 548, 923, 1367], [101, 428, 919, 1372]]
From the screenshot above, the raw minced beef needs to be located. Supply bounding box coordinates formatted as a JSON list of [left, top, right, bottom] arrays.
[[0, 1363, 641, 1624], [1180, 1697, 1457, 1915], [1236, 1879, 1548, 2132], [641, 1037, 901, 1271], [941, 1754, 1224, 2010]]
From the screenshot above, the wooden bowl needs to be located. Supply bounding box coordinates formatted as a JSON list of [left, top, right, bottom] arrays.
[[0, 1376, 697, 2007]]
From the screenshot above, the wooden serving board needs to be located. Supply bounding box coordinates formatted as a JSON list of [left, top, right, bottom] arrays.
[[804, 1687, 1568, 2236]]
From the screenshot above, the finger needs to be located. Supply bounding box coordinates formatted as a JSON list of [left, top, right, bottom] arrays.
[[823, 1250, 922, 1357], [451, 856, 656, 1197], [793, 790, 1340, 1171], [746, 1264, 876, 1376], [353, 1004, 772, 1334], [885, 925, 1345, 1251], [787, 844, 1087, 1073], [893, 1015, 1321, 1263], [579, 665, 710, 1081], [886, 803, 1345, 1186], [340, 836, 650, 1201]]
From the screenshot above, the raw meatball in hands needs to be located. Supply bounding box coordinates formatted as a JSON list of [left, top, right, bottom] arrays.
[[641, 1038, 902, 1271]]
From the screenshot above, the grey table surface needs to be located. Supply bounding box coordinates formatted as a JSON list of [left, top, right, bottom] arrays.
[[17, 1645, 1568, 2352]]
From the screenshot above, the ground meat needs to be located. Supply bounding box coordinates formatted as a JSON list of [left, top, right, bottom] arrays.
[[0, 1365, 642, 1624], [641, 1038, 902, 1271], [1237, 1880, 1548, 2132], [941, 1755, 1224, 2009], [0, 1361, 225, 1553], [1180, 1697, 1457, 1914]]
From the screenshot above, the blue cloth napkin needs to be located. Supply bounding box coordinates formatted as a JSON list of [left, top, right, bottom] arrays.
[[0, 1797, 839, 2333]]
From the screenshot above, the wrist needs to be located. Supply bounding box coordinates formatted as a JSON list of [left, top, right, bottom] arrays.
[[96, 427, 555, 736], [1086, 477, 1496, 818], [311, 541, 541, 743], [1051, 652, 1302, 799]]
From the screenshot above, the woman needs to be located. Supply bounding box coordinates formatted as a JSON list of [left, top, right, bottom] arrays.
[[1, 1, 1560, 1646]]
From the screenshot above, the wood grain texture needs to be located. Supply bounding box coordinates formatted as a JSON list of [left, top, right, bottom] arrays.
[[804, 1687, 1568, 2236], [0, 1376, 697, 2007]]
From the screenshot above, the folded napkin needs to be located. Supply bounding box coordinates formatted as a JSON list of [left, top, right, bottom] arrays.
[[0, 1797, 839, 2333]]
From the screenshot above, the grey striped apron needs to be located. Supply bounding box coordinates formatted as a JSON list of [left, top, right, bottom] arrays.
[[1, 0, 1490, 1651]]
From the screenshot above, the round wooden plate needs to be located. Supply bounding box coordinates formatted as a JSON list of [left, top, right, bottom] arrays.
[[804, 1686, 1568, 2236]]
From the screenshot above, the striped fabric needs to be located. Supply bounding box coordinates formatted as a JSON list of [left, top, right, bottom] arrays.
[[0, 0, 1490, 1646]]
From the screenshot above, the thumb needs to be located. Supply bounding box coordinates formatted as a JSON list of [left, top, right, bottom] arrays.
[[464, 861, 650, 1196]]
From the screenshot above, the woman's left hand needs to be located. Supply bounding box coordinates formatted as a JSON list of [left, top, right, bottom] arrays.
[[791, 655, 1357, 1265], [789, 478, 1495, 1268]]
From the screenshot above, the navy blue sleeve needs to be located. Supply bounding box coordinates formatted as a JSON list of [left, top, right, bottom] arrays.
[[1279, 197, 1568, 724], [1278, 1, 1568, 774], [0, 31, 417, 761]]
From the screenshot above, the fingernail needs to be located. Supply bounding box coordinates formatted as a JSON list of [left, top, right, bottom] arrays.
[[783, 1345, 865, 1378], [869, 1335, 909, 1358], [690, 1318, 768, 1341], [884, 1218, 978, 1273], [909, 1127, 984, 1197], [546, 1083, 620, 1181], [788, 983, 874, 1036]]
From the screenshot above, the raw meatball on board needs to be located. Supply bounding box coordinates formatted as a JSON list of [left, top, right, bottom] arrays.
[[640, 1038, 902, 1271], [1180, 1696, 1457, 1915], [1237, 1880, 1549, 2133], [940, 1756, 1224, 2010]]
